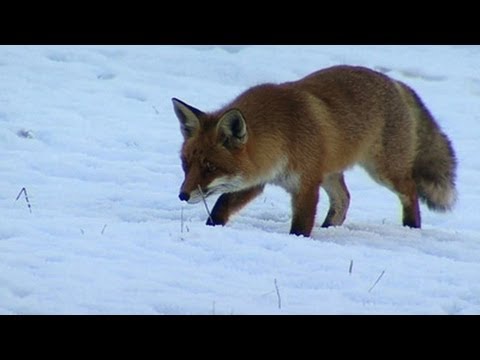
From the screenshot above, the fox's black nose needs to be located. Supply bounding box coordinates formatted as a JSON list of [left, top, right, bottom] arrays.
[[179, 192, 190, 202]]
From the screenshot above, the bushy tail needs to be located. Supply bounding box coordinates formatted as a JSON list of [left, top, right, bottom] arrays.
[[401, 83, 458, 212]]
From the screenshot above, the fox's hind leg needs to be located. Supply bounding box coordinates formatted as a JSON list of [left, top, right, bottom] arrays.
[[321, 173, 350, 228], [391, 176, 421, 228], [364, 161, 421, 228], [360, 106, 421, 228]]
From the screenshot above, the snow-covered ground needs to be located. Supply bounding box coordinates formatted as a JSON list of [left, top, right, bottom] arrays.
[[1, 45, 479, 314]]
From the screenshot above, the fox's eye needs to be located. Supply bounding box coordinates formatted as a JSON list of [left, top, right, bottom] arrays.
[[205, 161, 217, 173]]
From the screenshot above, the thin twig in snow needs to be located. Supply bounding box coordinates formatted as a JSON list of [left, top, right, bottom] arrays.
[[180, 207, 186, 241], [369, 270, 386, 293], [181, 207, 184, 234], [197, 185, 213, 224], [349, 260, 353, 275], [15, 187, 32, 213], [274, 278, 282, 309], [259, 290, 276, 298], [101, 224, 108, 235]]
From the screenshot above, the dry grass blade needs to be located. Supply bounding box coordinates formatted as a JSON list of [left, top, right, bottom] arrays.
[[274, 278, 281, 309], [369, 270, 386, 293], [181, 207, 184, 234], [16, 187, 32, 213], [197, 185, 213, 224]]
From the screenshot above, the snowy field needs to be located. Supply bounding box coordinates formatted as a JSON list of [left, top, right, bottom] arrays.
[[1, 45, 479, 315]]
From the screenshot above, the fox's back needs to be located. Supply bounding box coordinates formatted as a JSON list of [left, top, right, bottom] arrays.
[[223, 65, 409, 138], [293, 65, 407, 124], [220, 66, 411, 173]]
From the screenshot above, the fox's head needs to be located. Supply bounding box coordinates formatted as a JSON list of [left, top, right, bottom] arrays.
[[172, 98, 249, 204]]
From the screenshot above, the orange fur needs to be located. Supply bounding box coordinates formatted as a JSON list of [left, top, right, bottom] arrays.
[[173, 65, 457, 237]]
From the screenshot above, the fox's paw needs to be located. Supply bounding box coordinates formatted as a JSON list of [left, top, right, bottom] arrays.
[[206, 216, 227, 227], [206, 217, 216, 226]]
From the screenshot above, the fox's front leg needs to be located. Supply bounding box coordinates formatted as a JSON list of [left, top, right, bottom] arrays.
[[290, 182, 321, 237], [207, 185, 265, 226]]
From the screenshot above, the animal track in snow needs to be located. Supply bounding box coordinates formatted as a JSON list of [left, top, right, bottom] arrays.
[[469, 79, 480, 96], [124, 90, 147, 102], [9, 285, 32, 299], [399, 68, 446, 82], [97, 72, 116, 80], [17, 129, 35, 139], [374, 66, 446, 82]]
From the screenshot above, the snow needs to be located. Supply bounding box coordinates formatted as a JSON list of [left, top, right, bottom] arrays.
[[1, 45, 479, 314]]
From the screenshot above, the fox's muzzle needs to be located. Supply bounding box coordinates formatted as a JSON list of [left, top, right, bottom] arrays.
[[178, 186, 205, 204]]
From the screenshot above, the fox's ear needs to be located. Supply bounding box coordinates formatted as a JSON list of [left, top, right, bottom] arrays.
[[217, 109, 248, 149], [172, 98, 204, 140]]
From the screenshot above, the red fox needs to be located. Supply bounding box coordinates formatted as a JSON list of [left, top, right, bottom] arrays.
[[173, 65, 457, 237]]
